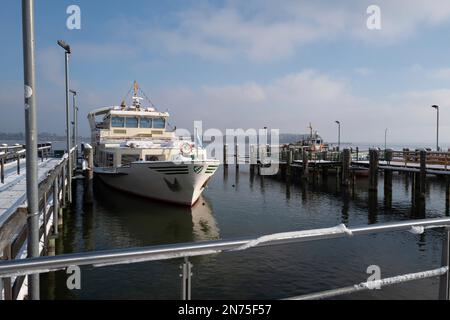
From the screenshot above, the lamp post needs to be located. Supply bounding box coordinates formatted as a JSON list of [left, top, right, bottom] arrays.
[[22, 0, 40, 300], [384, 128, 388, 151], [335, 121, 341, 151], [57, 40, 72, 203], [432, 105, 440, 151], [70, 89, 78, 168]]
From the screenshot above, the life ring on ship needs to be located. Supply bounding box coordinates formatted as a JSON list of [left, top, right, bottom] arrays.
[[180, 142, 193, 156]]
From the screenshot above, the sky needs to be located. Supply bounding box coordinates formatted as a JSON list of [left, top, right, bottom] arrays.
[[2, 0, 450, 143]]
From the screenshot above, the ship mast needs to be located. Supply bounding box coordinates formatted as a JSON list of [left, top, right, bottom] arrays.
[[131, 80, 143, 109]]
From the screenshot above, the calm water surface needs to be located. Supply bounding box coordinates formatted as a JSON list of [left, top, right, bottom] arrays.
[[41, 165, 449, 300]]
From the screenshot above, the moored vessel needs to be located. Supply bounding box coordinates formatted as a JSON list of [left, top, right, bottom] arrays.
[[87, 82, 219, 206]]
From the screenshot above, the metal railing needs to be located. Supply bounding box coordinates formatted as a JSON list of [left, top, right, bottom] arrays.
[[0, 143, 53, 184], [0, 217, 449, 300], [0, 148, 71, 299]]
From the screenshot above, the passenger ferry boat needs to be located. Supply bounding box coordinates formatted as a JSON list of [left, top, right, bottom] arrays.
[[87, 82, 219, 206]]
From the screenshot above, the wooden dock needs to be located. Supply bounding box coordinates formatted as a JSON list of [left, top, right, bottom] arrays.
[[0, 144, 75, 300], [224, 144, 450, 208]]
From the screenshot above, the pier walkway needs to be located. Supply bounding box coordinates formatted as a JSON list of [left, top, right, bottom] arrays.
[[0, 143, 77, 300], [0, 158, 64, 227]]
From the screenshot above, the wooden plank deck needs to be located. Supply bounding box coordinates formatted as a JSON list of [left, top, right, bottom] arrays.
[[0, 158, 63, 228], [354, 160, 450, 173]]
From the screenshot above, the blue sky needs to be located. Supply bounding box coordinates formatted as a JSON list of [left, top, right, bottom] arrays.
[[2, 0, 450, 143]]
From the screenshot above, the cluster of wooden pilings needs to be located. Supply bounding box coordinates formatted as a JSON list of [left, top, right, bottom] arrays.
[[81, 144, 94, 204], [0, 147, 75, 300], [222, 144, 450, 211]]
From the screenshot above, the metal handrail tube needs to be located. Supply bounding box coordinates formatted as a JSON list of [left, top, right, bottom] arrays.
[[285, 266, 448, 300], [0, 217, 449, 279]]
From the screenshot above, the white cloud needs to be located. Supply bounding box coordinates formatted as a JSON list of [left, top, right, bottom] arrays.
[[38, 47, 65, 88], [2, 68, 450, 143], [130, 0, 450, 62], [354, 67, 373, 76], [74, 43, 137, 61], [430, 68, 450, 80], [147, 69, 450, 143]]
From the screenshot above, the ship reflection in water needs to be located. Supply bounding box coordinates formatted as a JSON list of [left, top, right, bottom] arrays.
[[92, 179, 219, 245]]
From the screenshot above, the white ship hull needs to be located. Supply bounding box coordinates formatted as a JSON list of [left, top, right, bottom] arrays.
[[94, 160, 219, 206]]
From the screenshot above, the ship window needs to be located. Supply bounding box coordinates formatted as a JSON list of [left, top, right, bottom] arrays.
[[153, 118, 166, 129], [146, 155, 160, 161], [140, 118, 152, 128], [121, 154, 140, 166], [125, 117, 139, 128], [111, 117, 124, 128]]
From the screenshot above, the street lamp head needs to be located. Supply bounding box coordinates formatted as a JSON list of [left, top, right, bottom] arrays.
[[432, 105, 439, 110], [57, 40, 71, 53], [335, 121, 340, 125], [69, 89, 77, 95]]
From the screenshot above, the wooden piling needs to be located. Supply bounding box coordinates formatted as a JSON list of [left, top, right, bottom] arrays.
[[419, 149, 427, 199], [235, 144, 239, 169], [286, 149, 293, 178], [47, 237, 56, 257], [249, 144, 256, 175], [369, 149, 379, 192], [446, 177, 450, 216], [384, 169, 393, 208], [302, 149, 309, 180], [223, 144, 228, 167], [84, 146, 94, 205], [322, 166, 328, 182], [341, 149, 351, 186]]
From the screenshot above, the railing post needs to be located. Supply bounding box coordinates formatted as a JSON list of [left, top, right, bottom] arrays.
[[180, 257, 192, 300], [0, 275, 3, 300], [41, 192, 48, 251], [439, 227, 450, 300], [17, 153, 20, 175], [53, 179, 59, 236], [67, 158, 72, 204], [1, 156, 4, 183], [2, 244, 12, 300], [62, 164, 67, 208]]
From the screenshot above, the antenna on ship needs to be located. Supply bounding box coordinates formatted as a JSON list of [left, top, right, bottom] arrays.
[[131, 80, 143, 109], [133, 80, 138, 96]]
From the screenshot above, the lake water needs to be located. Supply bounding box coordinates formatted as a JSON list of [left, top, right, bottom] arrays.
[[40, 164, 449, 300]]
